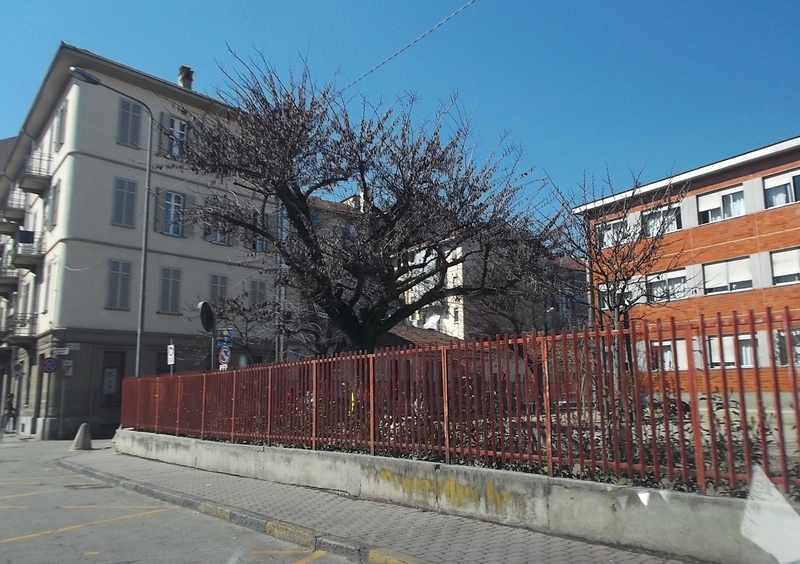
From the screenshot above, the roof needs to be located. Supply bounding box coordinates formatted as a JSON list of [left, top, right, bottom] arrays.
[[0, 43, 226, 202], [0, 137, 15, 172], [377, 325, 461, 349], [572, 133, 800, 215]]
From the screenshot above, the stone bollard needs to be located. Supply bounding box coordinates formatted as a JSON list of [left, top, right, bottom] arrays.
[[70, 422, 93, 450]]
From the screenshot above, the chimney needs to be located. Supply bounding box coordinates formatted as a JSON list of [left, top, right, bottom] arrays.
[[178, 66, 194, 90]]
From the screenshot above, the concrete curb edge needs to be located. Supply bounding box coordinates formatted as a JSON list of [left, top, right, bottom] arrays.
[[57, 458, 430, 564]]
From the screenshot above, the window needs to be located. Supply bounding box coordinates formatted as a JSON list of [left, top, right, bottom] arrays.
[[646, 269, 687, 302], [250, 279, 267, 305], [166, 116, 187, 156], [42, 261, 52, 313], [117, 99, 142, 147], [644, 206, 682, 237], [210, 275, 227, 301], [764, 171, 800, 209], [698, 186, 745, 224], [44, 181, 59, 230], [775, 329, 800, 367], [53, 102, 67, 152], [707, 335, 753, 368], [598, 287, 635, 310], [703, 258, 752, 294], [163, 192, 184, 236], [647, 340, 688, 371], [771, 248, 800, 285], [597, 219, 628, 248], [112, 178, 136, 228], [453, 308, 460, 323], [210, 230, 231, 245], [107, 260, 132, 310], [159, 268, 181, 313]]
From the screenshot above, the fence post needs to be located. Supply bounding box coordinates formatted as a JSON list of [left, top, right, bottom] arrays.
[[684, 322, 706, 494], [440, 345, 451, 464], [231, 370, 237, 443], [312, 360, 318, 450], [135, 378, 141, 430], [267, 366, 272, 447], [176, 374, 181, 436], [369, 354, 376, 456], [155, 377, 160, 434], [200, 372, 207, 440], [542, 332, 553, 476]]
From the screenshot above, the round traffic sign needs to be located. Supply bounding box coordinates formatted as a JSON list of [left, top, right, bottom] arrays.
[[42, 357, 58, 374], [218, 346, 231, 365]]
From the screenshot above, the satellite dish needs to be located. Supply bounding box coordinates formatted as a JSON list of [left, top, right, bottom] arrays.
[[198, 301, 216, 333]]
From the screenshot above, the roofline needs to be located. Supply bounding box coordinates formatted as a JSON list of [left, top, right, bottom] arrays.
[[0, 43, 228, 202], [572, 133, 800, 215]]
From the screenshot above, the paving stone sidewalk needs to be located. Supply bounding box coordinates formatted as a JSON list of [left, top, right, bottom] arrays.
[[64, 446, 686, 564]]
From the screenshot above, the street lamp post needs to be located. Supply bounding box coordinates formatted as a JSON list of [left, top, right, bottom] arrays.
[[69, 66, 153, 377]]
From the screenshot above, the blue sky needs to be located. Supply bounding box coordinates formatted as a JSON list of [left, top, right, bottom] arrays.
[[2, 1, 800, 199]]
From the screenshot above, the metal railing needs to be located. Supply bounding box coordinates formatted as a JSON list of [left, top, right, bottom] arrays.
[[5, 188, 27, 211], [24, 150, 53, 177], [5, 314, 37, 338], [121, 307, 800, 497], [12, 231, 44, 257]]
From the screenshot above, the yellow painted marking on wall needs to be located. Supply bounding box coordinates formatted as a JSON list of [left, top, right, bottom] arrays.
[[84, 551, 99, 556], [0, 489, 63, 500], [250, 549, 311, 555], [292, 551, 326, 564], [0, 507, 176, 544]]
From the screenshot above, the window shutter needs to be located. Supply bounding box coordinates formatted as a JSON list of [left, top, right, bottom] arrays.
[[697, 192, 721, 212], [157, 112, 167, 155], [772, 249, 800, 277], [727, 257, 751, 284], [703, 262, 726, 290], [764, 172, 794, 189], [182, 194, 194, 238], [152, 189, 163, 232]]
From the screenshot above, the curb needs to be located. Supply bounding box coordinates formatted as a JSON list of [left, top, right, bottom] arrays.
[[57, 459, 429, 564]]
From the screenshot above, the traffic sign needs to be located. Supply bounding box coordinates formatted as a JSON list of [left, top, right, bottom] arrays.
[[42, 357, 58, 374], [218, 346, 231, 366], [62, 360, 74, 377], [53, 347, 70, 356], [217, 328, 234, 348], [12, 363, 22, 379], [167, 344, 175, 366]]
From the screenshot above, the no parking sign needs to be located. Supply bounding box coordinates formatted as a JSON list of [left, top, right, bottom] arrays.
[[42, 357, 58, 374]]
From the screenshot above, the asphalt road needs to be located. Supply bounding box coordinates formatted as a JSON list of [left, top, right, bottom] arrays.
[[0, 437, 349, 564]]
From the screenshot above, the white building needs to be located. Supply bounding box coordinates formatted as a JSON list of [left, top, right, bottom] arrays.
[[0, 44, 276, 439]]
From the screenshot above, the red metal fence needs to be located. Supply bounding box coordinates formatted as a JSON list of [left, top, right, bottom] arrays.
[[122, 307, 800, 496]]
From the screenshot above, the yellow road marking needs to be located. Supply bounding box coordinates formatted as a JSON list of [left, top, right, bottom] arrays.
[[0, 505, 29, 509], [0, 489, 63, 500], [84, 552, 99, 556], [250, 550, 311, 555], [0, 507, 176, 544], [293, 551, 326, 564], [60, 505, 165, 509]]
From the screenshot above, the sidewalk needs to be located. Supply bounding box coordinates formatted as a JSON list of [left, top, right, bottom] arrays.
[[59, 441, 687, 564]]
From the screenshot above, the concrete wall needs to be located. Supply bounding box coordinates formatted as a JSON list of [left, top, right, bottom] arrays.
[[114, 429, 789, 564]]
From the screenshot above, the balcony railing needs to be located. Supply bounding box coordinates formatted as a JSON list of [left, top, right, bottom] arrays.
[[0, 266, 19, 296], [2, 188, 27, 224], [11, 231, 44, 270], [19, 151, 52, 195], [5, 314, 37, 339]]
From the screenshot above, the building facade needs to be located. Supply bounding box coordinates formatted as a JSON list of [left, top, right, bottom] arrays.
[[0, 44, 278, 439]]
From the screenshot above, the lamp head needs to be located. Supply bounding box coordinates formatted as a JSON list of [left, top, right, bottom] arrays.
[[69, 66, 102, 86]]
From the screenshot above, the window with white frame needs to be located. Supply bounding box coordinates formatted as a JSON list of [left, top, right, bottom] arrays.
[[764, 171, 800, 209], [771, 248, 800, 285], [112, 178, 136, 228], [117, 98, 142, 147], [166, 116, 187, 156], [647, 339, 688, 371], [598, 286, 636, 310], [159, 267, 181, 313], [775, 328, 800, 366], [210, 230, 231, 245], [53, 102, 67, 152], [707, 335, 753, 368], [644, 206, 682, 238], [597, 219, 628, 248], [646, 269, 687, 302], [162, 192, 184, 236], [250, 279, 267, 305], [107, 260, 132, 310], [703, 257, 752, 294], [697, 186, 745, 224], [210, 275, 227, 301]]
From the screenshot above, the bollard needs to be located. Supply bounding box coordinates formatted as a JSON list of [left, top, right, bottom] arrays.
[[70, 422, 93, 450]]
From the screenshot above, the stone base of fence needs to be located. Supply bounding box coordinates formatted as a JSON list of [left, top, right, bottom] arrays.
[[114, 429, 791, 564]]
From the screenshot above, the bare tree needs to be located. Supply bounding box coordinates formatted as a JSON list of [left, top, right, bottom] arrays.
[[174, 58, 556, 352]]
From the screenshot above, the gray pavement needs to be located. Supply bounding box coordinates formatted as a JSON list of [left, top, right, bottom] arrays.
[[44, 436, 694, 564]]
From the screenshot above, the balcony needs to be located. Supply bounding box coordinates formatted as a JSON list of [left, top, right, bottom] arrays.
[[18, 151, 52, 196], [11, 231, 44, 271], [2, 188, 27, 224], [0, 266, 19, 297], [5, 314, 38, 345]]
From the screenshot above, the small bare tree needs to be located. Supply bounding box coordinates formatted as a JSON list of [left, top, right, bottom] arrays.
[[174, 57, 556, 352]]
